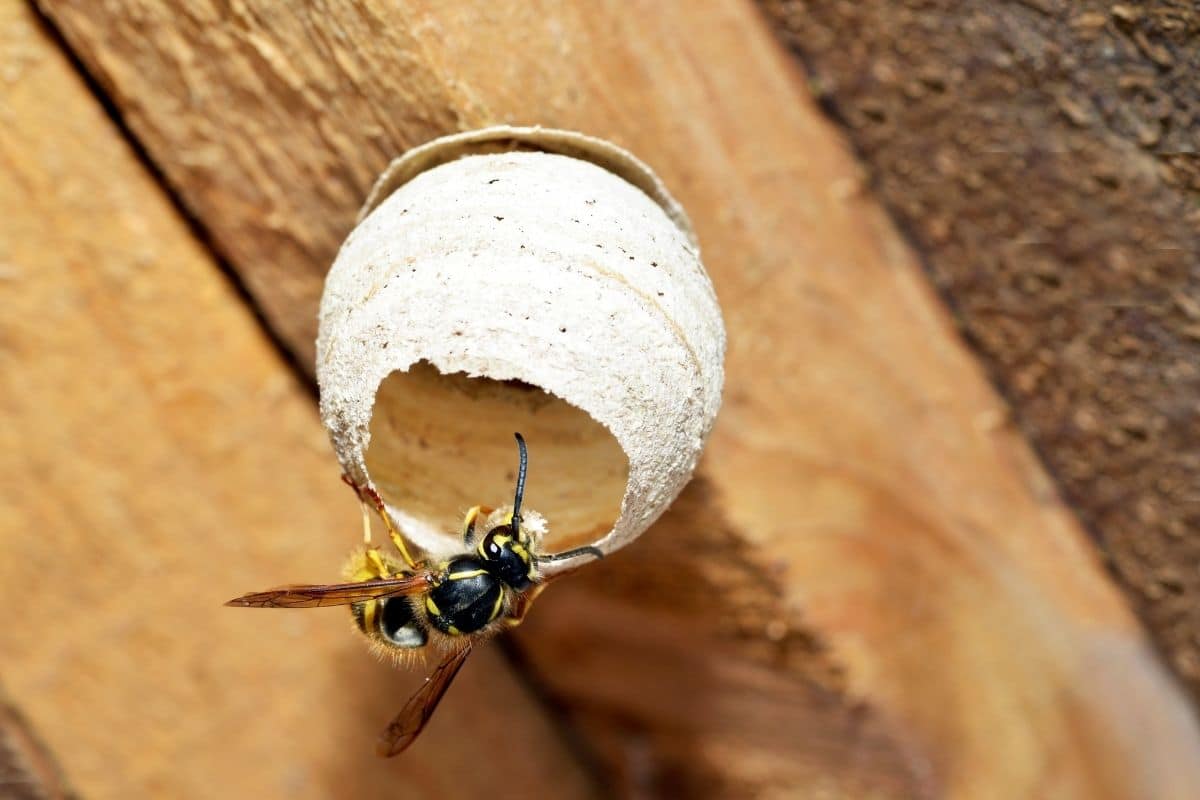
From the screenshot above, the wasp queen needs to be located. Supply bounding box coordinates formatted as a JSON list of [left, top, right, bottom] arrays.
[[227, 433, 601, 756]]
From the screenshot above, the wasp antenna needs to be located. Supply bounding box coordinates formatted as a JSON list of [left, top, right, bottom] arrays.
[[511, 432, 528, 536], [536, 545, 604, 565]]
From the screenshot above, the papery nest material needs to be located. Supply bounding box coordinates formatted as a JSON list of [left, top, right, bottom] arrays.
[[318, 126, 725, 570]]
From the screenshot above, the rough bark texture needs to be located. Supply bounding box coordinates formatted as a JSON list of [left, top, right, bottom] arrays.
[[760, 0, 1200, 697], [22, 0, 1200, 796], [0, 3, 595, 797]]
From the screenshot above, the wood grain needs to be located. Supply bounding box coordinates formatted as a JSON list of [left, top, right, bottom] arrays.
[[0, 3, 594, 798], [30, 0, 1200, 796], [761, 0, 1200, 700], [0, 690, 75, 800]]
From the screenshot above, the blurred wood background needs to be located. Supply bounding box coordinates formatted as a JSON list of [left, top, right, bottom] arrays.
[[2, 1, 1198, 798]]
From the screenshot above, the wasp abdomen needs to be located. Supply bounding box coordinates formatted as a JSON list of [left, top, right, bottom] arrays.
[[425, 557, 503, 636], [379, 597, 427, 648]]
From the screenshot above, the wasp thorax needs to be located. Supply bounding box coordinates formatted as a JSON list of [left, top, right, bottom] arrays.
[[479, 525, 535, 591], [425, 556, 504, 636]]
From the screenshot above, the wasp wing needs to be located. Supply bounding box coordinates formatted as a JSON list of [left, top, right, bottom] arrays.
[[377, 643, 473, 757], [225, 573, 434, 608]]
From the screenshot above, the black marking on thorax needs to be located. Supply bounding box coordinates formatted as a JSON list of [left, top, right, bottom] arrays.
[[425, 556, 504, 635]]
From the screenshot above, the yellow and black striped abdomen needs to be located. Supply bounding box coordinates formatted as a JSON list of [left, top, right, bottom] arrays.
[[352, 595, 428, 649]]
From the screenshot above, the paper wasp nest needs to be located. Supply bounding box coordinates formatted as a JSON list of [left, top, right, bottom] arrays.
[[317, 127, 724, 566]]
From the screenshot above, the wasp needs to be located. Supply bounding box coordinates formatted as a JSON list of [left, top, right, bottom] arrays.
[[226, 433, 601, 755]]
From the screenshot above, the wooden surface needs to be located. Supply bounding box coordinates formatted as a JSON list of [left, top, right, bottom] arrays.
[[0, 3, 594, 798], [763, 0, 1200, 699], [0, 690, 74, 800], [19, 0, 1200, 796]]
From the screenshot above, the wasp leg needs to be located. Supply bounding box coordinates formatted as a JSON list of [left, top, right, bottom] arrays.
[[342, 474, 420, 570], [358, 501, 373, 545], [376, 504, 420, 571], [344, 545, 392, 583], [461, 505, 495, 546], [366, 547, 391, 579], [503, 584, 547, 628], [462, 506, 481, 545]]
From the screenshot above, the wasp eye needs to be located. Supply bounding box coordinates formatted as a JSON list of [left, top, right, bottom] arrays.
[[480, 528, 533, 590]]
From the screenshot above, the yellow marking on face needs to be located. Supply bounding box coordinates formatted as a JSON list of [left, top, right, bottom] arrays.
[[447, 624, 463, 636], [425, 596, 441, 617], [511, 543, 530, 563], [363, 601, 377, 632], [448, 569, 488, 581], [489, 589, 504, 622]]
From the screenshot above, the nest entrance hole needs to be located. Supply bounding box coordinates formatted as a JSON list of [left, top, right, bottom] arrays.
[[365, 361, 627, 552]]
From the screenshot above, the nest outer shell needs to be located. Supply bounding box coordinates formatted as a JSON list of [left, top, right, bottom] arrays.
[[317, 126, 725, 561]]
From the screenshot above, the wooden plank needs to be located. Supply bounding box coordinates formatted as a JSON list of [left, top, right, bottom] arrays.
[[0, 4, 594, 798], [31, 0, 1200, 796], [760, 0, 1200, 699]]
